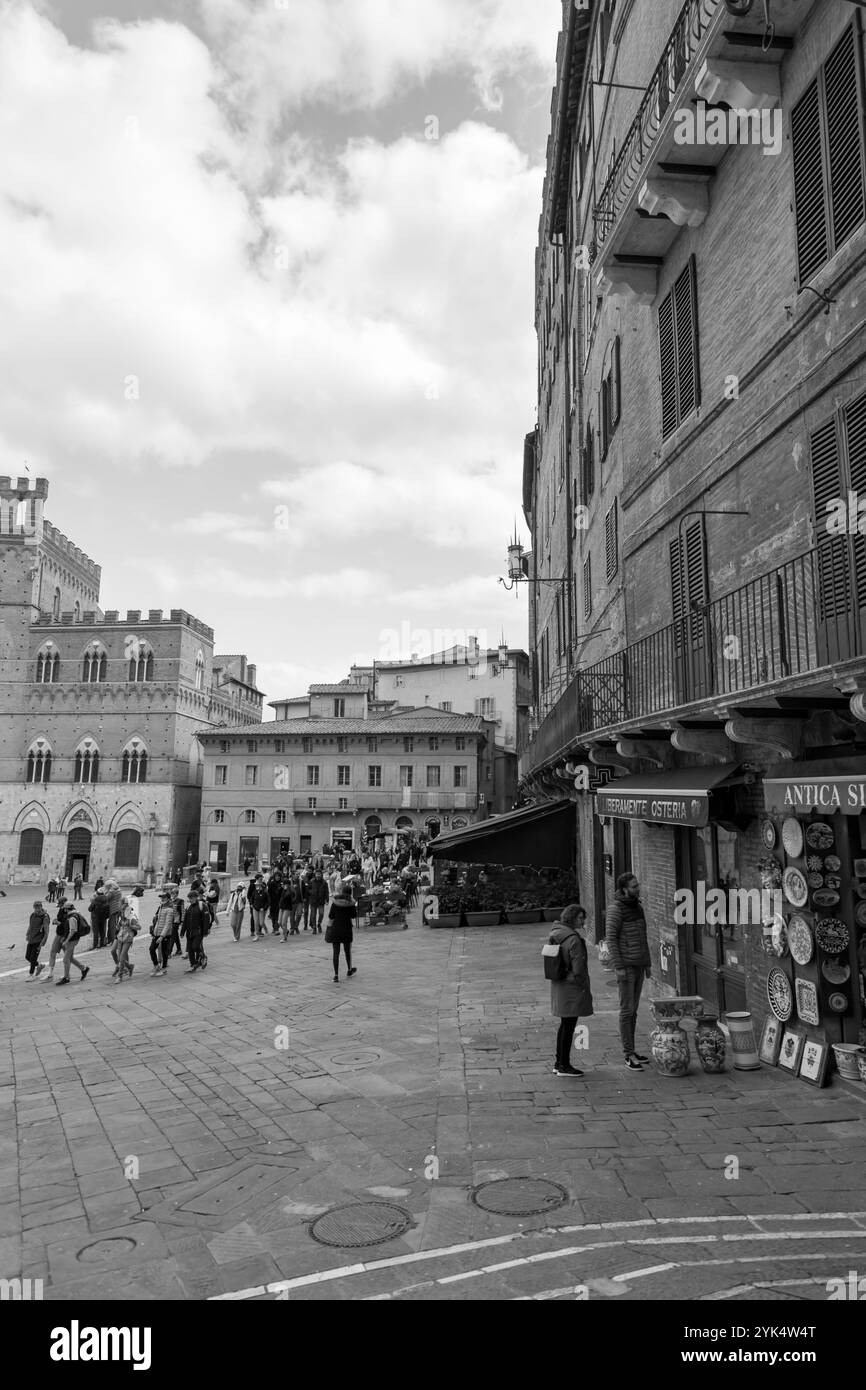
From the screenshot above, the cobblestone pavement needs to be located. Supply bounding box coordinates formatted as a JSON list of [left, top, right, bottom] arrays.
[[2, 907, 866, 1301]]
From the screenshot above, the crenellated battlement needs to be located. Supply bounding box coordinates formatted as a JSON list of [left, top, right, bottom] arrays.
[[41, 521, 102, 582], [33, 608, 215, 641], [0, 475, 49, 500]]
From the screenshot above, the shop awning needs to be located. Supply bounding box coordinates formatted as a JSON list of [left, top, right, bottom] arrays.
[[428, 800, 575, 868], [595, 764, 743, 828], [763, 757, 866, 816]]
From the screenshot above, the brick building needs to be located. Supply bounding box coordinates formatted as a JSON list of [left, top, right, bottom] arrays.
[[197, 704, 498, 871], [0, 476, 263, 885], [519, 0, 866, 1064]]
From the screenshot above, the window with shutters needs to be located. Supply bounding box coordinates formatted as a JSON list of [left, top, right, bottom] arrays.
[[669, 517, 713, 702], [583, 554, 593, 620], [599, 377, 610, 462], [792, 21, 866, 288], [582, 420, 595, 501], [809, 389, 866, 660], [605, 501, 619, 582], [658, 257, 700, 439]]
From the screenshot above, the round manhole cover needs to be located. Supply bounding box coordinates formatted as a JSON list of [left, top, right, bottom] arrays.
[[310, 1201, 413, 1248], [327, 1048, 383, 1068], [471, 1178, 569, 1217], [76, 1236, 137, 1264]]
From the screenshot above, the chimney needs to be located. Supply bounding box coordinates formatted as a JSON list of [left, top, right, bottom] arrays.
[[247, 664, 257, 687]]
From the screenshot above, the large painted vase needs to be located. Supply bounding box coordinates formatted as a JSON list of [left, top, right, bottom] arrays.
[[651, 1019, 690, 1077], [695, 1016, 727, 1073]]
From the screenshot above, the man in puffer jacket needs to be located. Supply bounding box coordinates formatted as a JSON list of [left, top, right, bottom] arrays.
[[103, 879, 124, 946], [605, 873, 652, 1071]]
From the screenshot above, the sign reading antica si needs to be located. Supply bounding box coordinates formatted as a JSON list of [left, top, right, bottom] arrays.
[[764, 776, 866, 814]]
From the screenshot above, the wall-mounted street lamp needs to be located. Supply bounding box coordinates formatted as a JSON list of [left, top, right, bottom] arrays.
[[499, 534, 570, 592]]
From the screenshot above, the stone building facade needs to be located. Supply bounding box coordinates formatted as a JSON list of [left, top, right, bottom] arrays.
[[520, 0, 866, 1065], [197, 705, 497, 871], [0, 477, 263, 885]]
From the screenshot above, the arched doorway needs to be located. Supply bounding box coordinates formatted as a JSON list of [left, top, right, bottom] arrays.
[[66, 827, 92, 881], [425, 818, 441, 840]]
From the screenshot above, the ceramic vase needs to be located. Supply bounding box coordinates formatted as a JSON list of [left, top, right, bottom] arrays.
[[651, 1019, 690, 1077], [695, 1016, 727, 1073], [724, 1012, 761, 1070]]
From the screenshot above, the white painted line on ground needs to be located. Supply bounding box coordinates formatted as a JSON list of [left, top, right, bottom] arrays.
[[212, 1213, 866, 1300], [704, 1276, 832, 1300], [520, 1254, 847, 1302]]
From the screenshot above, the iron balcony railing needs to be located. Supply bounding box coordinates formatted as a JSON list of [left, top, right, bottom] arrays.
[[528, 549, 863, 765], [592, 0, 721, 263]]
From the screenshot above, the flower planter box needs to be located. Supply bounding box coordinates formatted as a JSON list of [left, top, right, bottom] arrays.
[[431, 912, 463, 929], [503, 909, 543, 924], [464, 910, 502, 927], [543, 906, 568, 922]]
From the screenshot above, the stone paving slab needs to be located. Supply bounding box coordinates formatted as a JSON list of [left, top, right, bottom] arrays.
[[2, 910, 866, 1299]]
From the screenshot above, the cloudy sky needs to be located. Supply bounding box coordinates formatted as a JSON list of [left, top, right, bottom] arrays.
[[2, 0, 560, 706]]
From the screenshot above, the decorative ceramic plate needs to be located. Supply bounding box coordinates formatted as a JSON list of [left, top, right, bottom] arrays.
[[767, 967, 794, 1022], [782, 867, 808, 907], [856, 881, 866, 901], [805, 822, 834, 850], [770, 914, 788, 958], [825, 875, 841, 890], [824, 855, 841, 873], [815, 918, 850, 954], [805, 854, 824, 873], [759, 856, 783, 888], [795, 978, 820, 1026], [854, 858, 866, 877], [855, 901, 866, 928], [806, 872, 824, 889], [761, 819, 777, 849], [781, 817, 804, 859], [828, 991, 848, 1013], [787, 915, 814, 966], [821, 958, 851, 984], [811, 888, 840, 908]]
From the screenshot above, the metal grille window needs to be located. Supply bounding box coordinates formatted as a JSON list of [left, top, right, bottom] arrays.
[[792, 21, 866, 286], [583, 554, 593, 620], [605, 501, 619, 582], [658, 257, 700, 439]]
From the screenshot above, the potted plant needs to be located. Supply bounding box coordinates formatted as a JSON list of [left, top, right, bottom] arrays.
[[430, 887, 463, 929], [463, 886, 503, 927], [502, 895, 543, 925]]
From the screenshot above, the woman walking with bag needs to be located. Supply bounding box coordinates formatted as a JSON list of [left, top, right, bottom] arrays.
[[326, 891, 357, 983], [227, 883, 247, 942], [547, 904, 593, 1078]]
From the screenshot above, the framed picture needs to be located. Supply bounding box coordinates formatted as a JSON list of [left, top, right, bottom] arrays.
[[778, 1027, 805, 1073], [799, 1039, 830, 1088], [759, 1015, 782, 1065]]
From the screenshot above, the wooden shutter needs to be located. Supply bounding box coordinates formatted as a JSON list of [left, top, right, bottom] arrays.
[[792, 78, 829, 285], [611, 335, 621, 426], [844, 390, 866, 606], [605, 501, 618, 581], [583, 554, 592, 620], [658, 290, 677, 438], [810, 417, 850, 621], [584, 421, 594, 500], [826, 24, 866, 258], [670, 519, 707, 643], [599, 382, 609, 461], [675, 257, 700, 420]]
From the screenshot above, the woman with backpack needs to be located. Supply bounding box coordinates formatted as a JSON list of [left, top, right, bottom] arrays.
[[54, 904, 91, 987], [546, 905, 593, 1078]]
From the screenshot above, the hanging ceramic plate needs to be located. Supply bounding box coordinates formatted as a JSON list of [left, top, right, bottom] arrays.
[[828, 991, 848, 1013], [821, 957, 851, 984], [825, 875, 841, 890], [815, 918, 850, 954], [854, 858, 866, 877], [769, 913, 788, 958], [781, 817, 804, 859], [806, 872, 824, 890], [767, 967, 794, 1022], [787, 915, 814, 966], [811, 888, 840, 908], [824, 855, 841, 873], [782, 866, 808, 907], [856, 881, 866, 901], [805, 854, 824, 873], [855, 901, 866, 928], [805, 822, 834, 850], [761, 819, 777, 849], [795, 978, 820, 1027]]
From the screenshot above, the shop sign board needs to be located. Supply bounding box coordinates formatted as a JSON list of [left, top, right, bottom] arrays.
[[595, 789, 711, 826], [763, 775, 866, 816]]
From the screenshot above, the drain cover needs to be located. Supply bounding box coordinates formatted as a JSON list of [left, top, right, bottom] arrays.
[[471, 1178, 569, 1217], [77, 1237, 137, 1264], [310, 1201, 413, 1248]]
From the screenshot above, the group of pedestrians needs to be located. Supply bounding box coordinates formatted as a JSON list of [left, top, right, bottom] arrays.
[[548, 872, 652, 1078], [228, 853, 361, 980]]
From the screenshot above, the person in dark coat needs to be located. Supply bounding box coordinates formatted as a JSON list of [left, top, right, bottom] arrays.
[[183, 890, 210, 972], [605, 873, 652, 1070], [267, 873, 282, 935], [548, 905, 593, 1077], [307, 870, 329, 934], [278, 880, 295, 940], [88, 888, 110, 949], [326, 893, 357, 982]]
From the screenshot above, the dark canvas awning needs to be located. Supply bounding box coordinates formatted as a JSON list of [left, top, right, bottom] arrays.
[[595, 765, 742, 828], [763, 757, 866, 816], [428, 800, 575, 868]]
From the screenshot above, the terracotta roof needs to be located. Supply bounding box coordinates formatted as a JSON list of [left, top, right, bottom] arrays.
[[199, 709, 489, 738]]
